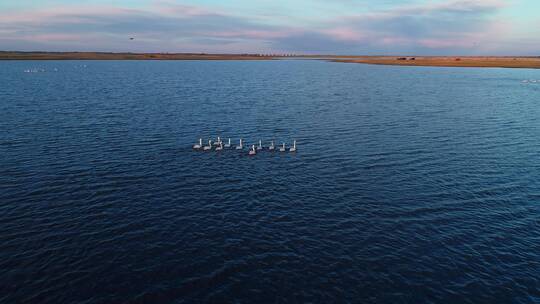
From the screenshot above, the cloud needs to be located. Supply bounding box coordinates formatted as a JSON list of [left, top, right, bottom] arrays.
[[0, 0, 526, 54], [310, 0, 511, 54], [381, 0, 507, 16], [0, 3, 290, 52]]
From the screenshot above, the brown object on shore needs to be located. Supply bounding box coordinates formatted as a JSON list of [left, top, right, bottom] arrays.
[[330, 56, 540, 69], [0, 51, 275, 60]]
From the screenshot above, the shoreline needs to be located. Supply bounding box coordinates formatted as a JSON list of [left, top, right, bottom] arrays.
[[2, 52, 540, 69], [328, 56, 540, 69], [0, 51, 276, 61]]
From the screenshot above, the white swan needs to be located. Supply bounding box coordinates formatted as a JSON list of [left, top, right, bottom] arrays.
[[289, 140, 297, 152], [224, 138, 231, 148], [257, 140, 263, 150], [214, 136, 221, 146], [215, 142, 223, 151], [268, 141, 275, 151], [279, 142, 286, 152], [203, 140, 212, 151], [249, 144, 257, 155], [193, 138, 203, 149], [236, 138, 243, 150]]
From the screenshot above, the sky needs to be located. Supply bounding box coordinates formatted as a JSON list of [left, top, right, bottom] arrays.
[[0, 0, 539, 55]]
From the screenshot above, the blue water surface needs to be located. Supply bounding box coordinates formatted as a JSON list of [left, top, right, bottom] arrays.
[[1, 60, 540, 303]]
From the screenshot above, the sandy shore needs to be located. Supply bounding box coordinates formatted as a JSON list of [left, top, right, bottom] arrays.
[[329, 56, 540, 69], [3, 52, 540, 68], [0, 51, 275, 60]]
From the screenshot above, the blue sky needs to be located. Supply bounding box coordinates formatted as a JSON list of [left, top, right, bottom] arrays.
[[1, 0, 538, 54]]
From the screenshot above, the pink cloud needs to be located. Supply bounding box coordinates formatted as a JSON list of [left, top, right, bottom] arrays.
[[0, 6, 139, 25], [0, 0, 523, 54], [151, 1, 226, 17], [321, 28, 365, 42], [0, 2, 227, 27], [378, 37, 412, 46], [370, 0, 508, 19], [211, 30, 297, 40]]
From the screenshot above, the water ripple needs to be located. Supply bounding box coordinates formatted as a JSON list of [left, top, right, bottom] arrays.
[[1, 60, 540, 303]]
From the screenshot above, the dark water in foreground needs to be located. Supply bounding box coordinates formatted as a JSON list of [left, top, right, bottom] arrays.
[[1, 60, 540, 303]]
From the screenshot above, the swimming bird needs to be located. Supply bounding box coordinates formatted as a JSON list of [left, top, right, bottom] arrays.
[[268, 141, 275, 151], [249, 145, 257, 155], [204, 140, 212, 151], [236, 138, 243, 150], [290, 140, 297, 152], [224, 138, 231, 148], [193, 138, 203, 149], [214, 136, 221, 146], [257, 140, 263, 150], [279, 143, 286, 152], [215, 142, 223, 151]]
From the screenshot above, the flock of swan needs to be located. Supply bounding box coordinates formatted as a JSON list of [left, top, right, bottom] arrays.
[[23, 68, 48, 73], [193, 137, 297, 155], [23, 68, 60, 73], [23, 65, 87, 73]]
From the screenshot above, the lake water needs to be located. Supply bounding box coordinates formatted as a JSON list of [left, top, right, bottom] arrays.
[[1, 60, 540, 303]]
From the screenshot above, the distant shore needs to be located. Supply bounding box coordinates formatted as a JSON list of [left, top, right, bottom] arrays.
[[329, 56, 540, 69], [2, 52, 540, 69], [0, 52, 276, 60]]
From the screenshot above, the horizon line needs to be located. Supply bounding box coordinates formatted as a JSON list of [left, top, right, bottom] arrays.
[[1, 51, 540, 58]]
